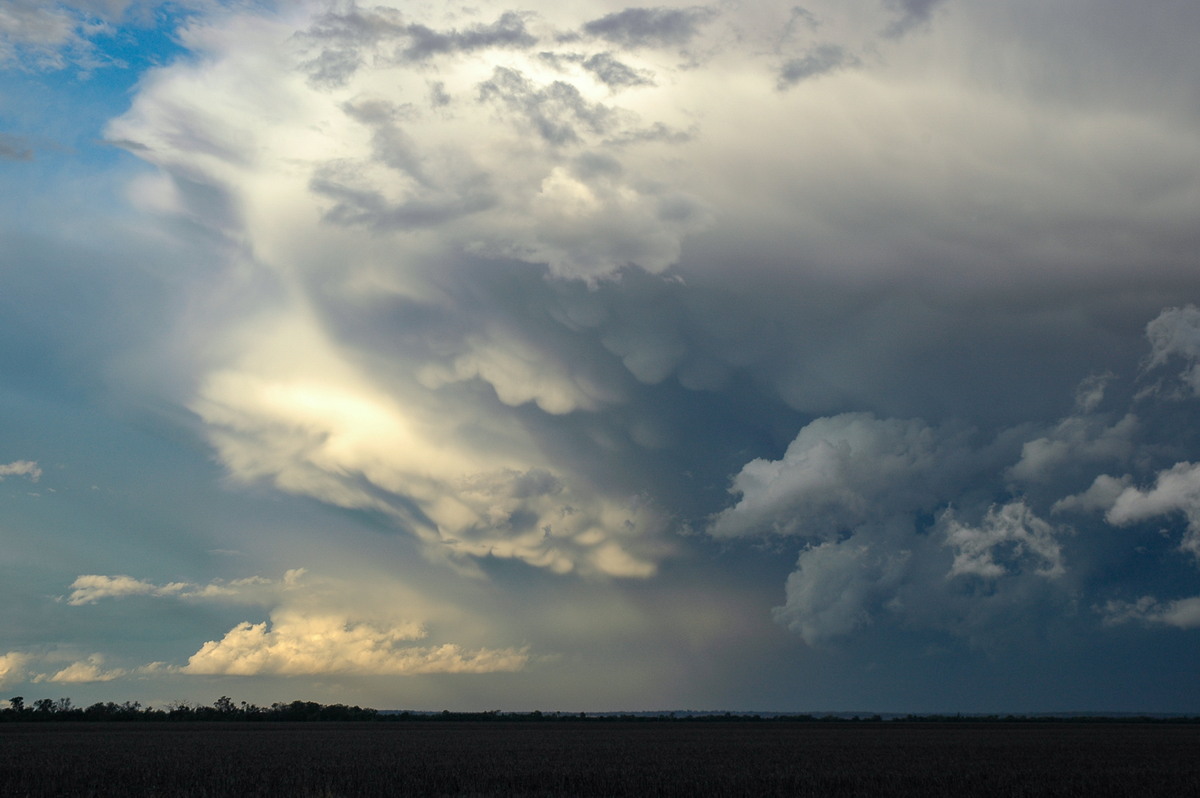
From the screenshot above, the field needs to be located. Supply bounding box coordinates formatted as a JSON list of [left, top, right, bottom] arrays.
[[1, 721, 1197, 796]]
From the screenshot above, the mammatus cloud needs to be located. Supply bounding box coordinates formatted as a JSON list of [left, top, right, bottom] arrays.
[[0, 460, 41, 481], [182, 610, 529, 676], [65, 569, 306, 605]]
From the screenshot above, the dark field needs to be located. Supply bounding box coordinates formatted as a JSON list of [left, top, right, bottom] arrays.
[[2, 721, 1198, 796]]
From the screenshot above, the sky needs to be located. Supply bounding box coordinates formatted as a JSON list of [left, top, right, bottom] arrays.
[[2, 0, 1200, 714]]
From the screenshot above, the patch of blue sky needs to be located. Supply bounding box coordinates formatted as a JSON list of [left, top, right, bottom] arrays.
[[0, 6, 194, 166]]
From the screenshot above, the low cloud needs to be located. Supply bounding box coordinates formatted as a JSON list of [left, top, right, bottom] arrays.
[[182, 610, 528, 676], [35, 655, 126, 684]]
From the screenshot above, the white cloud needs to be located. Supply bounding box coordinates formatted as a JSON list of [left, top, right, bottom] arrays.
[[941, 501, 1066, 580], [66, 569, 305, 605], [0, 460, 41, 481], [1007, 413, 1137, 484], [1103, 461, 1200, 561], [0, 651, 30, 688], [709, 413, 955, 539], [35, 654, 126, 684], [182, 609, 528, 676]]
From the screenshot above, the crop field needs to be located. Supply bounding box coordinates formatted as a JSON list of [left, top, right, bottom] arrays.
[[1, 721, 1197, 796]]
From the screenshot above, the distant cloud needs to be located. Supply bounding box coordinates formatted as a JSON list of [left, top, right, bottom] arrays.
[[0, 133, 33, 161], [581, 6, 716, 49], [181, 610, 529, 676], [941, 501, 1066, 580], [0, 460, 41, 481], [1102, 595, 1200, 630], [35, 655, 126, 684], [0, 652, 29, 688], [66, 569, 306, 606]]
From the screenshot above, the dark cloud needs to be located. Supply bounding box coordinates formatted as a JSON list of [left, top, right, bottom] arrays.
[[777, 44, 857, 89], [883, 0, 947, 37], [583, 53, 655, 89], [399, 12, 537, 61], [581, 6, 716, 49]]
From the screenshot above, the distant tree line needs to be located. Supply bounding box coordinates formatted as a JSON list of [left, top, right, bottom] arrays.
[[4, 696, 1198, 723], [1, 695, 378, 722]]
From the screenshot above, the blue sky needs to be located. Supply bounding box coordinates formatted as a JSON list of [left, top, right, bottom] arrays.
[[3, 0, 1200, 713]]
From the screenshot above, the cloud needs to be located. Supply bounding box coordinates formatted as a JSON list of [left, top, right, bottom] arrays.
[[941, 501, 1066, 580], [35, 655, 126, 684], [66, 569, 305, 605], [1144, 305, 1200, 395], [182, 610, 528, 676], [0, 133, 33, 161], [1100, 462, 1200, 561], [581, 6, 716, 49], [0, 652, 29, 688], [883, 0, 947, 38], [1102, 595, 1200, 630], [708, 413, 962, 539], [777, 44, 857, 89], [0, 460, 41, 481], [582, 52, 655, 89], [772, 539, 910, 645]]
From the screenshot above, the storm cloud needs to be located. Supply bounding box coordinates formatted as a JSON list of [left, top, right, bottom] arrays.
[[3, 0, 1200, 713]]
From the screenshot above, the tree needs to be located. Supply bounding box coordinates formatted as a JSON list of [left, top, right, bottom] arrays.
[[8, 697, 23, 713]]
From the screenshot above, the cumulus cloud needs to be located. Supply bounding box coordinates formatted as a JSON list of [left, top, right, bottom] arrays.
[[941, 501, 1066, 580], [772, 539, 910, 644], [35, 654, 126, 684], [0, 652, 29, 688], [708, 413, 961, 539], [0, 460, 41, 481], [1097, 462, 1200, 561], [182, 610, 528, 676]]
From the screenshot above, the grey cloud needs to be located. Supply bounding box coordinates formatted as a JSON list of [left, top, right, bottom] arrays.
[[581, 6, 716, 49], [478, 66, 622, 145], [0, 133, 33, 161], [399, 12, 537, 62], [300, 9, 536, 87], [777, 44, 857, 89], [583, 53, 655, 89], [883, 0, 947, 38]]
